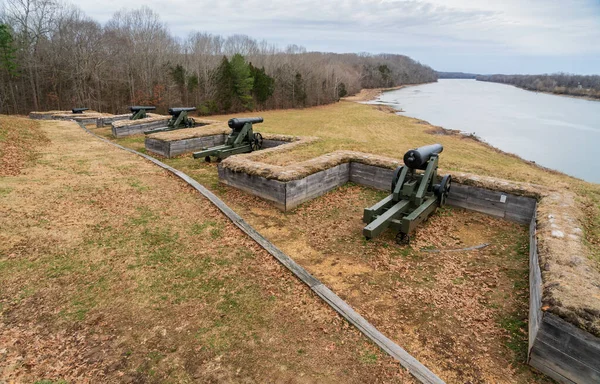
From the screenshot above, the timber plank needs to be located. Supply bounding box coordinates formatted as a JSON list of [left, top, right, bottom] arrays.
[[537, 313, 600, 371], [530, 338, 599, 383]]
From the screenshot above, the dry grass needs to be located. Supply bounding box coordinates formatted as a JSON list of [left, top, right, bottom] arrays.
[[0, 116, 411, 383], [0, 115, 48, 176], [212, 101, 599, 261]]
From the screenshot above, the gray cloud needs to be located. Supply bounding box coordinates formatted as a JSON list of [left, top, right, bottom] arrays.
[[72, 0, 600, 73]]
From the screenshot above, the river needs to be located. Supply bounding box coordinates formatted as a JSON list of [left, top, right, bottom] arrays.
[[372, 79, 600, 184]]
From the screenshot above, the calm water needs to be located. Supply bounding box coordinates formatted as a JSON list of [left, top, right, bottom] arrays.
[[373, 79, 600, 184]]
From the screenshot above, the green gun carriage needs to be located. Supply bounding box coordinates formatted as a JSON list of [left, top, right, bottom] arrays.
[[129, 105, 156, 120], [363, 144, 451, 244], [145, 107, 196, 134], [192, 117, 264, 162]]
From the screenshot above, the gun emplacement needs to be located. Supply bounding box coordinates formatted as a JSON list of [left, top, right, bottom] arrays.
[[168, 107, 197, 115], [72, 108, 89, 114], [363, 143, 451, 244], [193, 117, 264, 162], [129, 106, 156, 120], [228, 117, 264, 129], [145, 106, 196, 134]]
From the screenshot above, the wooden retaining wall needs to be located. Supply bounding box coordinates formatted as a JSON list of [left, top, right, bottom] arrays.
[[146, 135, 288, 158], [220, 160, 600, 383], [528, 207, 600, 383], [222, 161, 537, 220], [111, 120, 168, 138], [146, 134, 226, 158], [96, 114, 129, 127]]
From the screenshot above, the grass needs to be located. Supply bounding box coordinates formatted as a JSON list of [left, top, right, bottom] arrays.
[[1, 116, 408, 383], [211, 101, 599, 263]]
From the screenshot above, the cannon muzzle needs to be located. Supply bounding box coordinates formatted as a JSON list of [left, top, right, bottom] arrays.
[[130, 106, 156, 112], [228, 117, 264, 129], [72, 108, 89, 114], [403, 144, 443, 169], [168, 107, 197, 115]]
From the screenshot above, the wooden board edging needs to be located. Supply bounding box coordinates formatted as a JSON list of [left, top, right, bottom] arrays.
[[76, 122, 444, 384]]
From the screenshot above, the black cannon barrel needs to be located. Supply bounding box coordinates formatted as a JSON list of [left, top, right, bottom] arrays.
[[228, 117, 264, 129], [168, 107, 197, 115], [130, 105, 156, 112], [72, 107, 89, 114], [403, 144, 443, 169]]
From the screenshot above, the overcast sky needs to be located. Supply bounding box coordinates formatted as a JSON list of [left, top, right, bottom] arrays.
[[79, 0, 599, 75]]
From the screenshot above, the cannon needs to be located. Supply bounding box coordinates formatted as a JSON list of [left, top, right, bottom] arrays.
[[362, 144, 451, 244], [72, 108, 89, 114], [192, 117, 264, 161], [129, 105, 156, 120], [145, 107, 196, 134]]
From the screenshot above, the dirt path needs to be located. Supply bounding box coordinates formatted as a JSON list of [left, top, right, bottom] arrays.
[[0, 117, 412, 383]]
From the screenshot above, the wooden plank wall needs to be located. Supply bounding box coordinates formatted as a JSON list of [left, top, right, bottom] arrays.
[[218, 167, 287, 210], [144, 137, 286, 158], [350, 162, 394, 191], [285, 164, 350, 210], [446, 184, 536, 225], [529, 208, 543, 354], [111, 120, 167, 138], [529, 312, 600, 383], [167, 135, 226, 157], [96, 114, 129, 127]]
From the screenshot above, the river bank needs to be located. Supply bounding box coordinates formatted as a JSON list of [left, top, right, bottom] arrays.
[[476, 79, 600, 102]]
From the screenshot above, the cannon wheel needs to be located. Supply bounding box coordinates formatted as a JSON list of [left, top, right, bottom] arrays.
[[251, 133, 263, 151], [437, 175, 452, 206], [390, 166, 404, 193], [395, 232, 410, 245]]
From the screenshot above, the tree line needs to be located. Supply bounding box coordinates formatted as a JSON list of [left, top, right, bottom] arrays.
[[0, 1, 437, 115], [476, 73, 600, 99]]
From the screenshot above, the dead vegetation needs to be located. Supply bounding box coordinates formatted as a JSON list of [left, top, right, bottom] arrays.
[[0, 115, 48, 176], [0, 116, 411, 383]]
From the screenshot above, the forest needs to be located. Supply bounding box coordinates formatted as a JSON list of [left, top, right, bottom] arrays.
[[476, 73, 600, 99], [0, 1, 437, 115]]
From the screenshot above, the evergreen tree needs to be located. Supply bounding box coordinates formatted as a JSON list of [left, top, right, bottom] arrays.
[[229, 53, 254, 110], [214, 56, 234, 112], [0, 24, 18, 77], [293, 72, 306, 107], [249, 63, 275, 106], [337, 82, 347, 98], [170, 64, 186, 98]]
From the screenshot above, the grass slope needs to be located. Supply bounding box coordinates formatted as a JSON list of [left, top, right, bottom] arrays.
[[0, 116, 410, 383]]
